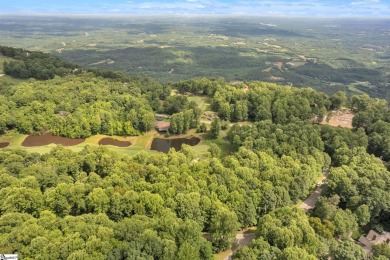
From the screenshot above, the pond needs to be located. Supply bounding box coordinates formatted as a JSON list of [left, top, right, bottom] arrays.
[[150, 137, 200, 153], [22, 133, 85, 147], [0, 142, 10, 148], [98, 137, 132, 147]]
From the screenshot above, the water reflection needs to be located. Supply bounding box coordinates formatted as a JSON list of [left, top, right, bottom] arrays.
[[150, 137, 200, 153]]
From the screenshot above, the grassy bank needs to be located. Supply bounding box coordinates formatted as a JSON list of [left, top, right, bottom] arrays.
[[0, 131, 155, 156], [0, 130, 223, 157]]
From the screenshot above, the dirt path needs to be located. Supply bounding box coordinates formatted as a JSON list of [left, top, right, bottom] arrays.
[[299, 167, 330, 212], [216, 167, 331, 260], [198, 97, 206, 109], [224, 233, 256, 260], [319, 110, 354, 129]]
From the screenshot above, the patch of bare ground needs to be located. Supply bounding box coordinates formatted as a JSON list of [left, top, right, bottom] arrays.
[[262, 67, 272, 72], [269, 75, 285, 81], [320, 110, 355, 129], [274, 62, 284, 70], [90, 58, 115, 65]]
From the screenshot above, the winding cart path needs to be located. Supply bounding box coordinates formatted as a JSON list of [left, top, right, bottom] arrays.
[[224, 233, 256, 260], [300, 167, 330, 212], [221, 167, 331, 260]]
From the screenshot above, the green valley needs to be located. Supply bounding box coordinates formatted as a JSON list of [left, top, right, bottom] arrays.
[[0, 16, 389, 99], [0, 14, 390, 260]]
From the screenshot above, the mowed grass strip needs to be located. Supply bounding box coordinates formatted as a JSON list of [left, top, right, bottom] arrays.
[[0, 129, 220, 157], [0, 131, 155, 155]]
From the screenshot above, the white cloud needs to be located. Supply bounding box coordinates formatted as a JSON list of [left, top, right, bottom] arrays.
[[139, 5, 152, 9], [351, 0, 380, 5]]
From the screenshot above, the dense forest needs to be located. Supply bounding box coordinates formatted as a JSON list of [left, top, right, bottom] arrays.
[[1, 46, 390, 259], [0, 75, 159, 137], [0, 46, 79, 80]]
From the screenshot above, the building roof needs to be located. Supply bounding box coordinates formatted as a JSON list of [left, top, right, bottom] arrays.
[[156, 121, 170, 132], [359, 230, 390, 252], [366, 230, 390, 244], [358, 235, 372, 249]]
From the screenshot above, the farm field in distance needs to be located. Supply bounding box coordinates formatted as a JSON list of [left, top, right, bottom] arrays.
[[1, 11, 390, 260], [0, 15, 389, 99]]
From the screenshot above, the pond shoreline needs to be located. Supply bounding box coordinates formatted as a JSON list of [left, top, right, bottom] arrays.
[[150, 136, 201, 153], [0, 131, 205, 156], [98, 137, 132, 147], [22, 133, 85, 147], [0, 142, 10, 148]]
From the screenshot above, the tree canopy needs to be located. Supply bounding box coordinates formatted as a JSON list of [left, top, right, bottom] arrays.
[[1, 46, 390, 259]]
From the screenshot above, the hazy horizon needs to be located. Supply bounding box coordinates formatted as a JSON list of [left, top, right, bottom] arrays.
[[1, 0, 390, 17]]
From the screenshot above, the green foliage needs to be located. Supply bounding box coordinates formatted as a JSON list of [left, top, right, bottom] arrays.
[[228, 121, 328, 202], [196, 122, 207, 133], [0, 112, 335, 259], [169, 109, 200, 134], [312, 195, 340, 221], [332, 241, 366, 260], [208, 143, 221, 158], [333, 209, 358, 239], [372, 243, 390, 259], [323, 147, 390, 228], [173, 77, 222, 96], [367, 120, 390, 161], [210, 117, 220, 139], [355, 204, 370, 226], [0, 74, 156, 137], [292, 62, 383, 87], [234, 208, 328, 259], [0, 136, 332, 258], [256, 207, 323, 257], [1, 46, 78, 80], [320, 125, 368, 164], [2, 187, 44, 217], [2, 42, 390, 259], [0, 147, 221, 259], [329, 91, 347, 110], [234, 237, 281, 260], [280, 247, 317, 260], [309, 217, 335, 240], [209, 205, 239, 252], [212, 82, 330, 124], [162, 95, 189, 114], [1, 16, 390, 99]]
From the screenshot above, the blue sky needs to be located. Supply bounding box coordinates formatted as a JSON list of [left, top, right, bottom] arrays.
[[1, 0, 390, 16]]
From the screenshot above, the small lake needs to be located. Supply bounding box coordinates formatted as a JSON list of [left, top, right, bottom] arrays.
[[150, 137, 200, 153], [22, 134, 85, 147], [98, 137, 131, 147], [0, 142, 10, 148]]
